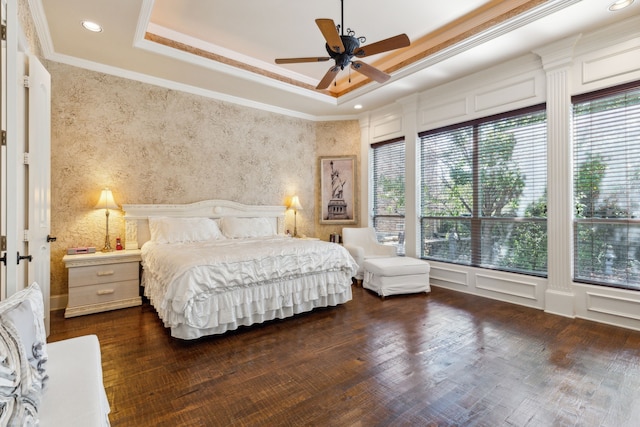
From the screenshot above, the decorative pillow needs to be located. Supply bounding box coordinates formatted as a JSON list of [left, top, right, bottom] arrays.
[[219, 216, 276, 239], [0, 282, 48, 424], [0, 321, 38, 426], [148, 216, 225, 243]]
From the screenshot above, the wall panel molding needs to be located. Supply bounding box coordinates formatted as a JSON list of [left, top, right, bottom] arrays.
[[430, 265, 469, 288], [416, 63, 545, 133], [574, 37, 640, 94], [419, 97, 467, 130], [586, 292, 640, 322], [476, 273, 538, 301], [371, 114, 403, 143], [474, 76, 539, 112]]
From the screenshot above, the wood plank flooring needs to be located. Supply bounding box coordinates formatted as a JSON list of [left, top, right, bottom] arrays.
[[48, 286, 640, 426]]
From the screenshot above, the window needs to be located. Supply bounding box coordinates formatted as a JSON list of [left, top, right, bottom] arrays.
[[573, 82, 640, 290], [371, 138, 405, 255], [419, 105, 547, 275]]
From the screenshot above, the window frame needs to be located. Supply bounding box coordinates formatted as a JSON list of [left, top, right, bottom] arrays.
[[370, 137, 406, 254], [572, 80, 640, 291], [418, 104, 548, 276]]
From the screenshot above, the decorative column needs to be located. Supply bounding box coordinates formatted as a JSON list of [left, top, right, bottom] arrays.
[[358, 113, 371, 227], [534, 35, 581, 318], [397, 94, 419, 258]]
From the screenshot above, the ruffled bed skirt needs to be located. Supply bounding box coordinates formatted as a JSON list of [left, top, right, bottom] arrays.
[[145, 271, 353, 340]]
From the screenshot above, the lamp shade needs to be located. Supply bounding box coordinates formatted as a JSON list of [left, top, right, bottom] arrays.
[[289, 195, 303, 211], [94, 188, 118, 210]]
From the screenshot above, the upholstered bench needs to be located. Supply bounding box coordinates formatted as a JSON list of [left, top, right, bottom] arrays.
[[0, 283, 110, 426], [362, 257, 431, 297]]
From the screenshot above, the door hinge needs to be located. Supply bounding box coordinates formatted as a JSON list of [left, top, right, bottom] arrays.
[[0, 236, 6, 251], [23, 152, 29, 165], [23, 230, 29, 242], [1, 25, 6, 41], [1, 130, 6, 146], [23, 75, 30, 88]]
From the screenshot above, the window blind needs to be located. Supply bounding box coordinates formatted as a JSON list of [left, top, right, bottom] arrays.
[[573, 81, 640, 290], [371, 138, 405, 254], [419, 105, 547, 274]]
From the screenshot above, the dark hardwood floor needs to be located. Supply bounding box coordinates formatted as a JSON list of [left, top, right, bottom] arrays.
[[48, 285, 640, 427]]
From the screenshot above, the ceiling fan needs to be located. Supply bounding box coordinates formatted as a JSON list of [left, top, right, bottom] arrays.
[[275, 0, 410, 90]]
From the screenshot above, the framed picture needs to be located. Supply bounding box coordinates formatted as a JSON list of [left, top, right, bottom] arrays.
[[319, 156, 357, 224]]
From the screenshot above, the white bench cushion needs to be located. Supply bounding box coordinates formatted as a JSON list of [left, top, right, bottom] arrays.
[[363, 257, 430, 276], [39, 335, 110, 427]]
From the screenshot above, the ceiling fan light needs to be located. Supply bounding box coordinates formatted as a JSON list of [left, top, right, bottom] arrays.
[[277, 0, 409, 90]]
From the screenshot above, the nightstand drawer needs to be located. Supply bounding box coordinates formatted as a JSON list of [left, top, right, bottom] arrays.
[[67, 279, 140, 307], [69, 262, 138, 287]]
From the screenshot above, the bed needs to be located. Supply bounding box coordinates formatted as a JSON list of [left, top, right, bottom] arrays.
[[122, 200, 357, 339]]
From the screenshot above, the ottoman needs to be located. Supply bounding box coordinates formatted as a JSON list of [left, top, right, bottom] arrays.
[[363, 257, 431, 297]]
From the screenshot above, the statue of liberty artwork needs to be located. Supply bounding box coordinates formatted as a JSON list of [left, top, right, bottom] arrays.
[[320, 156, 356, 224], [327, 160, 349, 220], [331, 161, 345, 199]]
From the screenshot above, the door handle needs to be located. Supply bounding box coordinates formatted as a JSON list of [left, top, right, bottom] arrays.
[[17, 252, 33, 264], [47, 235, 57, 242], [0, 253, 6, 266]]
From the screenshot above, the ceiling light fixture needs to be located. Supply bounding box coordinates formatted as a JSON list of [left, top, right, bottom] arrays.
[[81, 20, 103, 32], [609, 0, 634, 11], [354, 104, 363, 110]]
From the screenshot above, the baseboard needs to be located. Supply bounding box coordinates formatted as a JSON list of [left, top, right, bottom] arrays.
[[544, 288, 575, 318], [49, 294, 68, 312]]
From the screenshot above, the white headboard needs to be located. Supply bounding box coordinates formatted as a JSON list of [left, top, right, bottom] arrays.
[[122, 199, 286, 250]]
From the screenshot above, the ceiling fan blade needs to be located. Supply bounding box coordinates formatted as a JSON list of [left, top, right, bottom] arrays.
[[316, 66, 340, 90], [316, 19, 344, 53], [275, 57, 331, 64], [351, 61, 390, 84], [354, 34, 410, 58]]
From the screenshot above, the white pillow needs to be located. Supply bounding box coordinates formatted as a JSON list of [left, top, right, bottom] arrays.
[[148, 216, 225, 244], [0, 282, 48, 424], [219, 217, 275, 239]]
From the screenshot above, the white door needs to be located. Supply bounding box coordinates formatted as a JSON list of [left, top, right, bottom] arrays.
[[27, 54, 51, 333], [1, 4, 52, 334], [3, 1, 28, 298]]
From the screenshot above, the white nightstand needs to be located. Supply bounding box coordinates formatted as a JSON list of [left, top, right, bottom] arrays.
[[63, 250, 142, 318]]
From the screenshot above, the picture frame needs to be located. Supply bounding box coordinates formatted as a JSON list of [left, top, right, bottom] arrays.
[[319, 156, 357, 224]]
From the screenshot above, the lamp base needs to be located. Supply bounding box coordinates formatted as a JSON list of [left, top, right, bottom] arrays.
[[102, 209, 114, 252], [293, 211, 298, 237], [101, 234, 113, 252]]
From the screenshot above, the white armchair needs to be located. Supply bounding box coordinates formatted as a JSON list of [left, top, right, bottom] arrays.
[[342, 227, 397, 280]]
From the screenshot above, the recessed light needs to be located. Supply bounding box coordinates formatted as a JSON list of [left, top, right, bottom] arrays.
[[81, 20, 103, 32], [354, 104, 363, 110], [609, 0, 634, 11]]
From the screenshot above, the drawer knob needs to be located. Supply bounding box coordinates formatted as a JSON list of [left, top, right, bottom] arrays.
[[97, 289, 115, 295], [97, 270, 114, 276]]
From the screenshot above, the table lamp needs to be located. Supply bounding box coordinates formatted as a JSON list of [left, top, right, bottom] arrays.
[[95, 188, 119, 252], [289, 195, 303, 237]]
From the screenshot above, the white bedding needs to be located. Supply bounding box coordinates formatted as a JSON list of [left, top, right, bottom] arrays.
[[141, 236, 358, 339]]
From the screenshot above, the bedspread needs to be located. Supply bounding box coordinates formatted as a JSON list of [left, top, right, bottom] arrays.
[[141, 236, 358, 337]]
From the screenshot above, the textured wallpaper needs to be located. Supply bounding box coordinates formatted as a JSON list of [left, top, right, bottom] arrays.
[[315, 121, 362, 240], [48, 62, 360, 299]]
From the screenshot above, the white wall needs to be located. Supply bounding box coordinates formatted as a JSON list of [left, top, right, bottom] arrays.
[[359, 15, 640, 331]]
